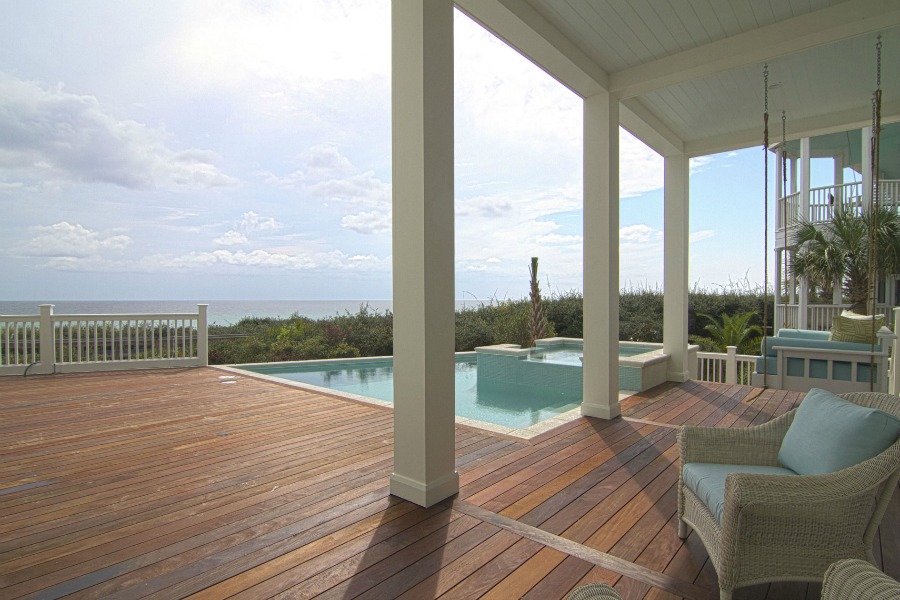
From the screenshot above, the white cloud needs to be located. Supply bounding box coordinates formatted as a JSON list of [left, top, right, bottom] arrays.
[[454, 12, 580, 148], [0, 74, 237, 190], [537, 233, 582, 245], [690, 155, 716, 174], [309, 171, 390, 206], [213, 230, 248, 246], [341, 211, 391, 234], [238, 211, 281, 232], [168, 1, 390, 92], [267, 145, 392, 229], [157, 248, 388, 272], [690, 229, 716, 243], [456, 195, 513, 218], [620, 224, 659, 243], [620, 130, 664, 198], [23, 222, 132, 258]]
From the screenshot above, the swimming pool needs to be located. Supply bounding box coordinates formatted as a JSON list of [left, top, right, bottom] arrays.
[[237, 354, 583, 430]]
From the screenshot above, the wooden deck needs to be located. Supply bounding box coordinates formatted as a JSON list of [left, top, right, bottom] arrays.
[[0, 369, 896, 599]]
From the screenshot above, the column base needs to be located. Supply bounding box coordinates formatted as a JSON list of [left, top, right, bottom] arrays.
[[390, 471, 459, 508], [581, 401, 621, 420], [667, 369, 691, 383]]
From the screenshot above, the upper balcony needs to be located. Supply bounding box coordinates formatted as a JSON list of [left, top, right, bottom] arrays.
[[773, 122, 900, 250], [777, 179, 900, 246]]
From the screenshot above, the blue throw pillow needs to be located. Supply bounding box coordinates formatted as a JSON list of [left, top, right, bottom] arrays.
[[778, 388, 900, 475]]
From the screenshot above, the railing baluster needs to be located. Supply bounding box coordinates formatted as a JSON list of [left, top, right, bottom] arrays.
[[3, 307, 207, 374]]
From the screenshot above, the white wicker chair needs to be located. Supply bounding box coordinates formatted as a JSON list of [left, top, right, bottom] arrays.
[[565, 583, 622, 600], [676, 392, 900, 600], [821, 559, 900, 600]]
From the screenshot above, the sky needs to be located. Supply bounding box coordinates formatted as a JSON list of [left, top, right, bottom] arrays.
[[1, 0, 790, 302]]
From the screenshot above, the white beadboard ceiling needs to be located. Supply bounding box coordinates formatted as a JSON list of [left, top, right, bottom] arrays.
[[457, 0, 900, 157]]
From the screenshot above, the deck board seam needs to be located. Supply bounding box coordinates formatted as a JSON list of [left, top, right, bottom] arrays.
[[451, 499, 717, 600]]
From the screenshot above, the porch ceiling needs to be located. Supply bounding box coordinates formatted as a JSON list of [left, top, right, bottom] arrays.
[[456, 0, 900, 157]]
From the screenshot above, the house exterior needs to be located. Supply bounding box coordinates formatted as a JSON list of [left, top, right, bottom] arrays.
[[773, 121, 900, 332]]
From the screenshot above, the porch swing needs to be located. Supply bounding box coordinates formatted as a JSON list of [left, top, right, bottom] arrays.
[[751, 36, 897, 393]]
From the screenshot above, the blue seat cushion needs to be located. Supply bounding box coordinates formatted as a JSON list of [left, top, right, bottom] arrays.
[[778, 388, 900, 475], [683, 463, 797, 523]]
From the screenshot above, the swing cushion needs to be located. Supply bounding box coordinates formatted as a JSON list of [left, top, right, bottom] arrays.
[[830, 311, 885, 344]]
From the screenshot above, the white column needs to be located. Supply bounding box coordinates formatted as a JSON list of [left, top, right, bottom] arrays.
[[891, 307, 900, 395], [862, 125, 873, 209], [390, 0, 458, 507], [799, 276, 809, 330], [663, 153, 690, 382], [833, 154, 844, 209], [775, 148, 784, 230], [775, 249, 783, 334], [37, 304, 55, 375], [197, 304, 209, 366], [582, 92, 621, 420], [800, 137, 811, 222], [790, 156, 798, 194]]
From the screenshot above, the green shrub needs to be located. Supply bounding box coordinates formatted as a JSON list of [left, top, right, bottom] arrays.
[[455, 310, 494, 351], [206, 286, 773, 364], [544, 290, 583, 337]]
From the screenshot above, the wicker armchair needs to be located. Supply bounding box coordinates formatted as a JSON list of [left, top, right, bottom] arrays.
[[565, 583, 622, 600], [676, 392, 900, 600], [821, 559, 900, 600]]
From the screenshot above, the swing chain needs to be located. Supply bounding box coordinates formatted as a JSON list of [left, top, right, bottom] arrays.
[[876, 33, 882, 90]]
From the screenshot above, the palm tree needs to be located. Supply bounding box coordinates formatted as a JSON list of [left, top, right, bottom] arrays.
[[788, 205, 900, 314], [690, 311, 763, 354], [528, 256, 548, 347]]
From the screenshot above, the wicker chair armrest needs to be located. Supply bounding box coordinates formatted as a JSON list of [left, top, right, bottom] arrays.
[[724, 441, 900, 515], [565, 583, 622, 600], [822, 559, 900, 600], [678, 411, 794, 466]]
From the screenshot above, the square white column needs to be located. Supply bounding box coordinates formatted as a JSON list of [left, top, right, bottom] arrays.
[[800, 137, 811, 222], [390, 0, 458, 507], [582, 92, 621, 420], [862, 126, 873, 209], [663, 153, 690, 382]]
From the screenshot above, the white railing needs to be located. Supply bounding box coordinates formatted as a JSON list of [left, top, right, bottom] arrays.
[[775, 304, 799, 331], [696, 347, 757, 385], [778, 191, 800, 230], [776, 303, 894, 332], [0, 304, 208, 376], [808, 182, 863, 222], [778, 180, 900, 232], [879, 180, 900, 209]]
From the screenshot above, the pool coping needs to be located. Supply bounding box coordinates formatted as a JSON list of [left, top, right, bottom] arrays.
[[213, 362, 636, 441]]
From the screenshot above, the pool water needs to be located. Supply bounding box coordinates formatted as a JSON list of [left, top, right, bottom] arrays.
[[240, 355, 582, 429]]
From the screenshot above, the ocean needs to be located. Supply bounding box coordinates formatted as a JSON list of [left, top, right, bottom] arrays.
[[0, 299, 479, 326]]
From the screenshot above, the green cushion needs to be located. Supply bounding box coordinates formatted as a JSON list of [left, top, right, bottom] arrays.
[[778, 388, 900, 475], [830, 311, 885, 343], [682, 463, 797, 523]]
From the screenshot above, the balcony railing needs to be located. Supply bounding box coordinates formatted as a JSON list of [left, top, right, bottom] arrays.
[[776, 303, 895, 332], [777, 180, 900, 233], [0, 304, 208, 376]]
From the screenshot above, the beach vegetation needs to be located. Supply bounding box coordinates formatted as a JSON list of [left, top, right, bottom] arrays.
[[207, 285, 772, 364]]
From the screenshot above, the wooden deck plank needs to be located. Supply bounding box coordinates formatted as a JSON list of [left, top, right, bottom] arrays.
[[1, 369, 895, 600]]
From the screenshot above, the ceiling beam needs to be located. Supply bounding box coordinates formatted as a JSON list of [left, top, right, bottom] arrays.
[[455, 0, 608, 97], [685, 99, 900, 157], [610, 0, 900, 99], [620, 98, 683, 157]]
